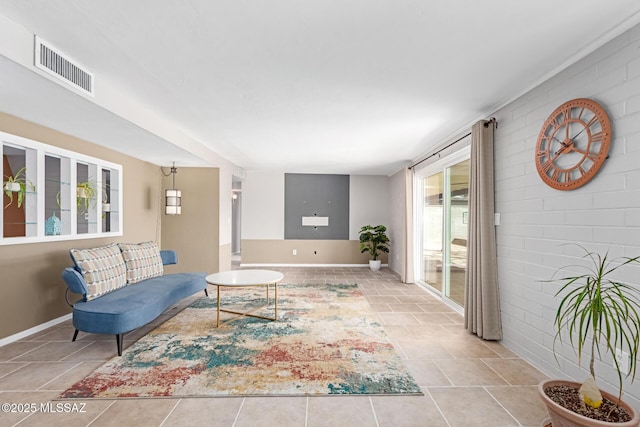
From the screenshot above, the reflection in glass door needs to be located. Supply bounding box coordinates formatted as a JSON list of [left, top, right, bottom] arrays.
[[446, 160, 469, 306], [418, 154, 470, 308], [423, 172, 443, 293]]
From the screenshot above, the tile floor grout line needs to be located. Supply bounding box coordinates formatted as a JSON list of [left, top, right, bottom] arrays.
[[36, 360, 85, 391], [59, 340, 97, 361], [423, 387, 452, 427], [430, 360, 455, 387], [368, 396, 380, 427], [6, 342, 49, 362], [158, 398, 182, 427], [0, 362, 29, 380], [479, 358, 513, 386], [483, 385, 524, 426], [87, 400, 117, 426], [231, 397, 246, 427], [11, 406, 34, 427]]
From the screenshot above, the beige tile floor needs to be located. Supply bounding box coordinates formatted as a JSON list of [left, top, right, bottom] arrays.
[[0, 267, 549, 427]]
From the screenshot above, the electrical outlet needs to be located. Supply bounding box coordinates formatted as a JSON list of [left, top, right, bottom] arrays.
[[292, 249, 297, 255], [616, 348, 629, 373]]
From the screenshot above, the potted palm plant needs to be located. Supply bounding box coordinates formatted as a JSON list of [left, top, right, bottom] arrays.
[[359, 225, 390, 271], [3, 166, 35, 208], [539, 245, 640, 426]]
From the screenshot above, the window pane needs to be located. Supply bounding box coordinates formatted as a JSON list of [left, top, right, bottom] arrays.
[[3, 145, 36, 238], [445, 159, 469, 306], [423, 172, 443, 292]]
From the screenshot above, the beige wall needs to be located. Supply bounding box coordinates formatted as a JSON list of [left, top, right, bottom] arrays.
[[242, 239, 388, 265], [240, 171, 393, 266], [161, 167, 220, 274], [388, 168, 405, 275], [218, 243, 231, 272], [0, 113, 162, 339]]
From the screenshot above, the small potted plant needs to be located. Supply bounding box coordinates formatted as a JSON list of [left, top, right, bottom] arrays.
[[539, 245, 640, 426], [359, 225, 390, 271], [3, 166, 35, 208], [76, 180, 97, 214], [101, 182, 111, 213]]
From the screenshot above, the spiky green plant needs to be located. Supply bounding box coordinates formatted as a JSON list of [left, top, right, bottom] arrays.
[[3, 166, 35, 208], [552, 245, 640, 403]]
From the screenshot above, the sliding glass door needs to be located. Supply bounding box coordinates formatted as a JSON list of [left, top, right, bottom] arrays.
[[416, 147, 470, 308], [447, 159, 469, 306], [423, 171, 444, 293]]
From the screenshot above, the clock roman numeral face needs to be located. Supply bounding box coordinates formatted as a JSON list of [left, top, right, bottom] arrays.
[[535, 99, 611, 190]]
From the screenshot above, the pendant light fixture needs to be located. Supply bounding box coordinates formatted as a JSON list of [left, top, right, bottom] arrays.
[[165, 163, 181, 215]]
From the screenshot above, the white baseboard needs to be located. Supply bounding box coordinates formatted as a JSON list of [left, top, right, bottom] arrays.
[[0, 313, 72, 348], [240, 263, 389, 268]]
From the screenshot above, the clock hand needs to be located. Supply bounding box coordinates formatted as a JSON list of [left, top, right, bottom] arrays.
[[549, 149, 563, 164], [553, 138, 571, 156], [567, 124, 588, 145], [567, 146, 596, 158]]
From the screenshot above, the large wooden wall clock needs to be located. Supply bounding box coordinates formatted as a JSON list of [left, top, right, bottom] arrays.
[[535, 98, 611, 190]]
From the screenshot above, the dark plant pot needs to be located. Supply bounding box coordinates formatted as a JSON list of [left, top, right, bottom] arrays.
[[538, 379, 640, 427]]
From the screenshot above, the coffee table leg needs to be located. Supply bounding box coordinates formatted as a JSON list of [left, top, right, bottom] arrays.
[[216, 285, 221, 327], [274, 283, 278, 320], [266, 283, 270, 305]]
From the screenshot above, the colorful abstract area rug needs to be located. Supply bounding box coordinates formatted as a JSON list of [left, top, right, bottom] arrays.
[[60, 283, 422, 398]]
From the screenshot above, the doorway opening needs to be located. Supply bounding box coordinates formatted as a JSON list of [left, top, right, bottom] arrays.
[[231, 178, 242, 269]]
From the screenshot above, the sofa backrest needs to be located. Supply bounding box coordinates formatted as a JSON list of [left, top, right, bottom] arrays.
[[66, 242, 174, 301], [70, 243, 128, 301]]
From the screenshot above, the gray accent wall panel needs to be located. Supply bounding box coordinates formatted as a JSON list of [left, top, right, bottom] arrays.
[[284, 173, 349, 240]]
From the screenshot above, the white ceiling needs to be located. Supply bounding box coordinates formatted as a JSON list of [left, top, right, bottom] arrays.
[[1, 1, 640, 175]]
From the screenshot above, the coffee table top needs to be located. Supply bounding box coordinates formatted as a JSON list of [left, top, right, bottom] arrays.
[[206, 269, 284, 286]]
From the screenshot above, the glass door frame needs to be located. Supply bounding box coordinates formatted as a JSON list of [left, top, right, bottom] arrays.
[[413, 145, 470, 312]]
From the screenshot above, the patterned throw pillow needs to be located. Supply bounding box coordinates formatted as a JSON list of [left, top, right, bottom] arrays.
[[70, 243, 128, 301], [118, 241, 164, 284]]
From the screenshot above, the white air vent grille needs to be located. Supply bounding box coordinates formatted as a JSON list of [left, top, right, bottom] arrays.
[[34, 36, 94, 96]]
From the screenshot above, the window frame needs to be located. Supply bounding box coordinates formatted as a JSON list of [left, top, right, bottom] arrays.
[[1, 131, 123, 245]]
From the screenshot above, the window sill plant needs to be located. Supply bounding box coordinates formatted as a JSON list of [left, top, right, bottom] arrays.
[[358, 225, 390, 271], [539, 245, 640, 426]]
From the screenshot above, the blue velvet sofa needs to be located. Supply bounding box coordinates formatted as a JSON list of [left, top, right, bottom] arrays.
[[62, 243, 208, 355]]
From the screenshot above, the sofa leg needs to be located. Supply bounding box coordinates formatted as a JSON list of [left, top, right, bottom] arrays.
[[204, 289, 209, 297], [72, 329, 79, 342], [116, 334, 123, 356]]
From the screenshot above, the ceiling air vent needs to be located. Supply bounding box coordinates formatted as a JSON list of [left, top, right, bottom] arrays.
[[34, 36, 94, 97]]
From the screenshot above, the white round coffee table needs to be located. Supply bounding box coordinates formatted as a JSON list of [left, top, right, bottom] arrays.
[[205, 270, 284, 327]]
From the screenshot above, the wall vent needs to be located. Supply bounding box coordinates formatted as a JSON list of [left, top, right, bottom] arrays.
[[34, 36, 94, 97]]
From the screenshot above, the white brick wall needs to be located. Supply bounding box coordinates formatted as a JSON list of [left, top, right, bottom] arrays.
[[494, 23, 640, 407]]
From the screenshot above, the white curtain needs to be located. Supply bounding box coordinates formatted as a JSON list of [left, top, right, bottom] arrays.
[[464, 120, 502, 340], [401, 167, 415, 283]]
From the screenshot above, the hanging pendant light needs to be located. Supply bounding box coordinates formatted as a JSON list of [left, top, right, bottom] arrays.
[[165, 163, 181, 215]]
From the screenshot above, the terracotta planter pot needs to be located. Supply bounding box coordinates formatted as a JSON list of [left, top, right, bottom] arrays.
[[538, 379, 640, 427]]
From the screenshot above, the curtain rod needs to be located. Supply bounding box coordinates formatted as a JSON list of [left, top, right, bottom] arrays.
[[408, 132, 471, 170], [408, 117, 497, 170]]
